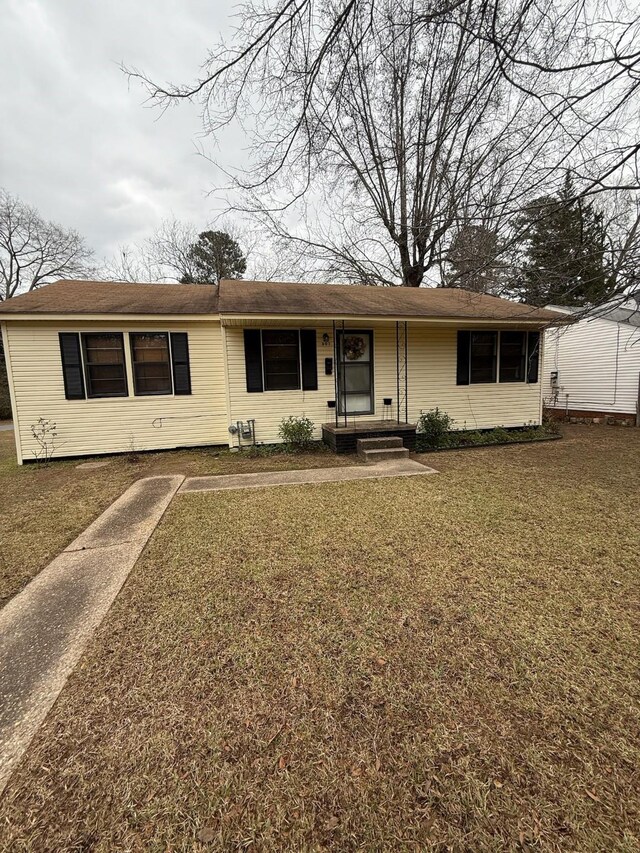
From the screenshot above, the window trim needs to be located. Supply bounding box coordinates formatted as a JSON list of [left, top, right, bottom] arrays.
[[129, 331, 174, 397], [336, 329, 375, 416], [81, 332, 128, 399], [261, 329, 302, 392]]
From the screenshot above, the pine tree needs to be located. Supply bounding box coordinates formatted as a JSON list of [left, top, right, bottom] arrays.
[[512, 174, 613, 306], [180, 231, 247, 284]]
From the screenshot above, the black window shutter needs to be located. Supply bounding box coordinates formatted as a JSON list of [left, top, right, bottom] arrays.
[[244, 329, 263, 392], [59, 333, 85, 399], [456, 330, 470, 385], [300, 329, 318, 391], [170, 332, 192, 394], [527, 331, 540, 383]]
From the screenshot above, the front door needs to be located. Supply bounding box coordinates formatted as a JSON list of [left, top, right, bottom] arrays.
[[337, 330, 374, 415]]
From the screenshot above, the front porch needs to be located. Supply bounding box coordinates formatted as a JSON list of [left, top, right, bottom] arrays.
[[322, 419, 417, 454]]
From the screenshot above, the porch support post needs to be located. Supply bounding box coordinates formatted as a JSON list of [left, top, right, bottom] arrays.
[[405, 321, 408, 423], [332, 319, 338, 427], [396, 321, 400, 424], [342, 319, 347, 428], [395, 320, 408, 424]]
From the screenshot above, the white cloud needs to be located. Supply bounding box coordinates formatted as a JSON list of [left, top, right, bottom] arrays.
[[0, 0, 242, 259]]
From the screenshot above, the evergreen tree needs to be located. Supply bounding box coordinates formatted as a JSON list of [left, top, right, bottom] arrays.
[[512, 174, 613, 306], [180, 230, 247, 284], [445, 225, 505, 294]]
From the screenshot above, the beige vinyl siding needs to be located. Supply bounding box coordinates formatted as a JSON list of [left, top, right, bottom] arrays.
[[408, 326, 542, 429], [4, 319, 229, 462], [225, 322, 543, 443]]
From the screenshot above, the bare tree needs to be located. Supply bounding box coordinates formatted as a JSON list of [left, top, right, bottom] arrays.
[[0, 188, 95, 300], [146, 219, 200, 282], [101, 244, 165, 283], [101, 216, 289, 283], [127, 0, 640, 299]]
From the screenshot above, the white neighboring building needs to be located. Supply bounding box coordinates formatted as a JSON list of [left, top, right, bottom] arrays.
[[543, 302, 640, 420]]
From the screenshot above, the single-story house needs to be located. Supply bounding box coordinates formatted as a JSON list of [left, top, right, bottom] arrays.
[[0, 279, 565, 463], [543, 302, 640, 422]]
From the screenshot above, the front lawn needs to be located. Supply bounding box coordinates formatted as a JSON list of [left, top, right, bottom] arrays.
[[0, 431, 353, 606], [1, 426, 638, 851]]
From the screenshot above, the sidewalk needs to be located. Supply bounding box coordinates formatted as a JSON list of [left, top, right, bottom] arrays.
[[181, 457, 438, 493], [0, 475, 183, 794]]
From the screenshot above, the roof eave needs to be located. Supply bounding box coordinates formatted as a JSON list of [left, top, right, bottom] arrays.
[[219, 311, 563, 326], [0, 312, 220, 322]]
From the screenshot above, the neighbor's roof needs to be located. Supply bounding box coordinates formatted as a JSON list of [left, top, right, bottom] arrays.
[[0, 278, 565, 323], [0, 280, 219, 315], [547, 302, 640, 328], [219, 280, 565, 322]]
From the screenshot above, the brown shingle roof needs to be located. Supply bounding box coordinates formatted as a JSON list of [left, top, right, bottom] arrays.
[[0, 278, 567, 324], [219, 280, 565, 323], [0, 280, 218, 315]]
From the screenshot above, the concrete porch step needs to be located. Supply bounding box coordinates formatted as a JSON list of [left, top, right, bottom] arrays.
[[357, 436, 403, 452], [358, 446, 410, 463]]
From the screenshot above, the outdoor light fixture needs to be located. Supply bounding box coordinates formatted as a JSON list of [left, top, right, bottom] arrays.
[[322, 333, 330, 345]]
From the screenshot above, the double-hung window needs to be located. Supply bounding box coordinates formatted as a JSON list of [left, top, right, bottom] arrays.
[[470, 332, 498, 384], [130, 332, 172, 395], [81, 333, 128, 398], [499, 331, 527, 382], [262, 330, 301, 391]]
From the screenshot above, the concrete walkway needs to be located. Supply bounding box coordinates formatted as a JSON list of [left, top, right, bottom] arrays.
[[0, 475, 183, 794], [0, 458, 436, 795], [181, 457, 437, 493], [0, 422, 13, 432]]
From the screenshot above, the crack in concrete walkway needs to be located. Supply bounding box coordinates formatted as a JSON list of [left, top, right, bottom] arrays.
[[180, 457, 438, 493], [0, 475, 184, 795]]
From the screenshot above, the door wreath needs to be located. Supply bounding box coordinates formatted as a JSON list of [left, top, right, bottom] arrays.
[[343, 335, 366, 360]]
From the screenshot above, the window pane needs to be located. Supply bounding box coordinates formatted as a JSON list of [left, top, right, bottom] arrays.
[[344, 363, 371, 393], [84, 334, 125, 364], [341, 393, 371, 414], [263, 330, 300, 391], [266, 372, 301, 391], [470, 332, 497, 383], [131, 333, 172, 395], [499, 331, 526, 382], [341, 333, 370, 362], [82, 334, 127, 397], [527, 331, 540, 383]]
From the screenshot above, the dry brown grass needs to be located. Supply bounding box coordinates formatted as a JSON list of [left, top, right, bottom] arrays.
[[0, 426, 639, 851], [0, 431, 353, 605]]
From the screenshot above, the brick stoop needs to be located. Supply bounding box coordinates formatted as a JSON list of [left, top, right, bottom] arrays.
[[357, 437, 410, 463]]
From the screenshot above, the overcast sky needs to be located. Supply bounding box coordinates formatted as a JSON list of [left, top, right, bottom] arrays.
[[1, 0, 242, 262]]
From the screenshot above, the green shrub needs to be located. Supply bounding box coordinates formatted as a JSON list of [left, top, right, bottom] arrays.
[[416, 420, 558, 453], [416, 408, 454, 448], [278, 415, 315, 451]]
